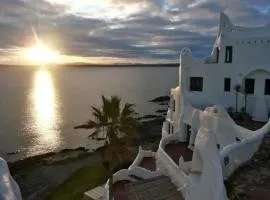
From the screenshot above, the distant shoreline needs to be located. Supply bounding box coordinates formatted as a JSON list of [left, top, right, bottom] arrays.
[[0, 63, 179, 68]]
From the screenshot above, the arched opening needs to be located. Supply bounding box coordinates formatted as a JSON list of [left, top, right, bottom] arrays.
[[241, 70, 270, 121]]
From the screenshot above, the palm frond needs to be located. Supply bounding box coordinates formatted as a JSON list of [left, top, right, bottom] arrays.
[[121, 103, 135, 115], [87, 120, 99, 128], [88, 130, 100, 139], [75, 95, 139, 166], [110, 96, 121, 122], [74, 124, 92, 129], [101, 95, 111, 118], [92, 106, 107, 123]]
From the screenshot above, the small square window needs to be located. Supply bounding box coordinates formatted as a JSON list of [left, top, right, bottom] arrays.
[[190, 77, 203, 91], [245, 78, 255, 94], [172, 99, 175, 112], [224, 156, 230, 166], [224, 78, 231, 92], [265, 79, 270, 95], [225, 46, 233, 63]]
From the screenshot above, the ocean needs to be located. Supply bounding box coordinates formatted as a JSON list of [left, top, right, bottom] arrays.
[[0, 65, 178, 161]]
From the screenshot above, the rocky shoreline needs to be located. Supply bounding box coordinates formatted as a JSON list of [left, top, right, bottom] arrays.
[[8, 95, 169, 200], [7, 94, 270, 200], [226, 133, 270, 200]]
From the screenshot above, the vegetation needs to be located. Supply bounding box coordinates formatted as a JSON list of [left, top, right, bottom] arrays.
[[74, 95, 140, 199], [224, 180, 246, 200], [46, 164, 107, 200], [234, 84, 241, 113], [241, 86, 248, 113]]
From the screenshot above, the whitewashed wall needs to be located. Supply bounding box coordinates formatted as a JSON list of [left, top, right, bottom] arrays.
[[178, 12, 270, 121], [0, 158, 22, 200]]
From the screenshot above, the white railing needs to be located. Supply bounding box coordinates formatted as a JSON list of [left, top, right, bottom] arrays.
[[0, 158, 22, 200], [162, 121, 169, 138], [160, 134, 182, 148], [103, 166, 159, 200], [160, 133, 192, 173], [219, 117, 270, 179], [157, 144, 188, 194], [166, 108, 173, 121], [103, 180, 110, 200], [157, 135, 189, 192], [220, 135, 263, 179], [129, 147, 156, 170]]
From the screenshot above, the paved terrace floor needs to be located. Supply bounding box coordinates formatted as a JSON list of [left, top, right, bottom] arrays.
[[126, 176, 183, 200], [113, 180, 131, 200], [138, 157, 156, 171], [228, 133, 270, 200], [113, 176, 184, 200], [165, 142, 193, 164]]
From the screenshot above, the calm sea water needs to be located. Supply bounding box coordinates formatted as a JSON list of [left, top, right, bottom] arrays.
[[0, 66, 178, 161]]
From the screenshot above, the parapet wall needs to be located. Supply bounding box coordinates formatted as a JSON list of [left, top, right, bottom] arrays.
[[0, 158, 22, 200]]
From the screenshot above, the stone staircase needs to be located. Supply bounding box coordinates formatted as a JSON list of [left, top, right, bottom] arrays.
[[125, 176, 184, 200]]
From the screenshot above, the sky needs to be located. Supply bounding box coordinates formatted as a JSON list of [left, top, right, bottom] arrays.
[[0, 0, 270, 65]]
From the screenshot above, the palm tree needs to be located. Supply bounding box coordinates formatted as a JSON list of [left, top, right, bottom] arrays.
[[234, 85, 241, 113], [74, 95, 139, 198]]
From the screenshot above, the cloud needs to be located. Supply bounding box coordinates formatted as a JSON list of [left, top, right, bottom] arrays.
[[0, 0, 269, 64]]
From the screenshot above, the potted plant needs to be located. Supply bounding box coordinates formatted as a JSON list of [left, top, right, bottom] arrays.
[[234, 84, 241, 113], [240, 107, 250, 122]]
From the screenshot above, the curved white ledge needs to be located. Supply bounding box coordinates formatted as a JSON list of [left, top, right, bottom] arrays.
[[103, 166, 159, 200], [157, 135, 189, 193], [0, 158, 22, 200], [128, 147, 156, 170]]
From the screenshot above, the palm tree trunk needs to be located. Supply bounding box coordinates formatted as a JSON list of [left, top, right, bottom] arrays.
[[102, 160, 113, 200], [236, 92, 238, 112], [108, 174, 113, 200], [244, 94, 247, 113]]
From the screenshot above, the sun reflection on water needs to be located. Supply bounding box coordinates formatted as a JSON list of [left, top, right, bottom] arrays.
[[29, 70, 61, 155]]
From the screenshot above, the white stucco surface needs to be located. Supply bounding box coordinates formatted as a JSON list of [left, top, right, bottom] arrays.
[[185, 128, 228, 200], [178, 12, 270, 122], [0, 158, 22, 200], [102, 12, 270, 200]]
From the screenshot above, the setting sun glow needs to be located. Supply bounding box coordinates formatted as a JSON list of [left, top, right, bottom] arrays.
[[25, 41, 60, 65]]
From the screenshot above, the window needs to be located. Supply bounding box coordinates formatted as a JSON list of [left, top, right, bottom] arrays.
[[225, 46, 233, 63], [224, 156, 230, 166], [265, 79, 270, 95], [224, 78, 231, 92], [190, 77, 203, 91], [215, 47, 220, 63], [171, 98, 175, 112], [245, 78, 255, 94]]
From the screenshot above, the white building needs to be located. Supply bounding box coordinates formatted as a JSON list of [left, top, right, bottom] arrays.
[[96, 12, 270, 200], [172, 12, 270, 124], [3, 11, 270, 200]]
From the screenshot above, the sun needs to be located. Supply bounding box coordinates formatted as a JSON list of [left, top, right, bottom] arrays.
[[25, 41, 60, 65]]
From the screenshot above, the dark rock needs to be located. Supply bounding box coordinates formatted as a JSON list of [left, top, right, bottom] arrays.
[[75, 147, 88, 151], [7, 150, 21, 155], [227, 133, 270, 199], [74, 124, 90, 129], [149, 96, 170, 103], [235, 137, 241, 142], [139, 114, 163, 120], [159, 102, 168, 106], [155, 109, 167, 114]]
